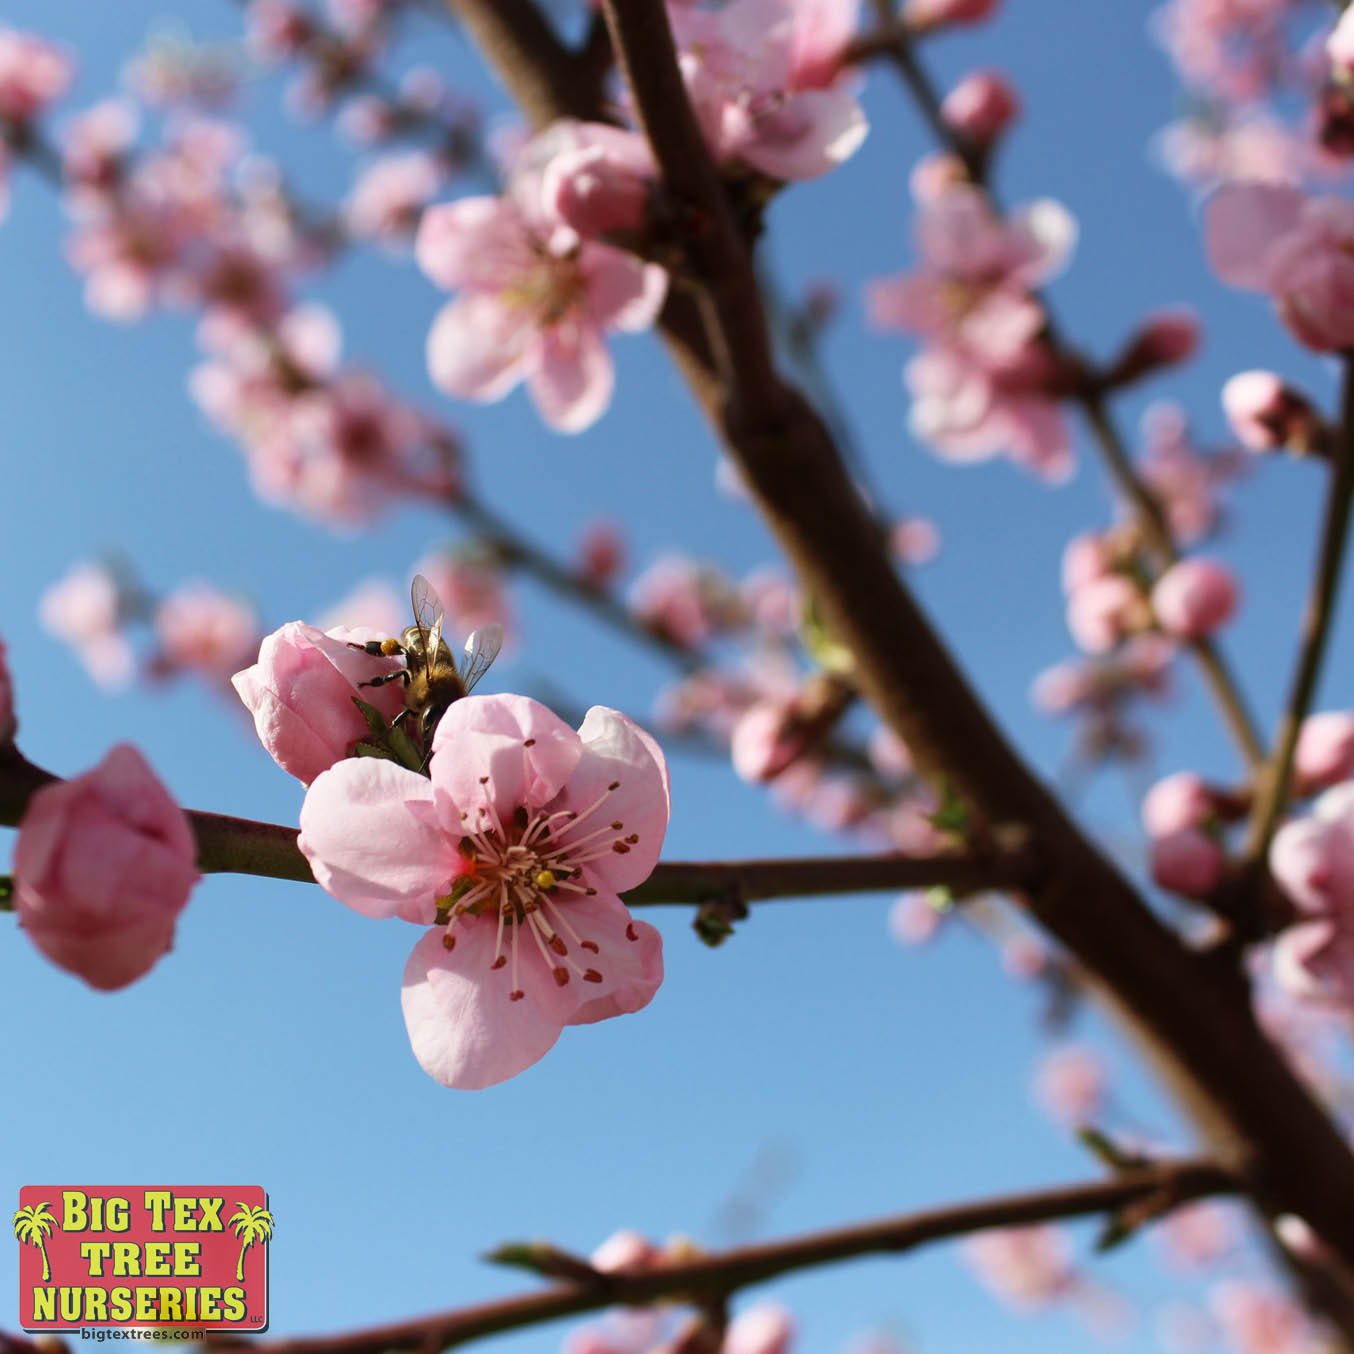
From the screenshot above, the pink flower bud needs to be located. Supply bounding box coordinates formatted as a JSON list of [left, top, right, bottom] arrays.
[[576, 520, 627, 590], [231, 622, 406, 784], [590, 1230, 660, 1274], [541, 126, 654, 239], [903, 0, 1000, 33], [1150, 827, 1225, 899], [14, 745, 199, 990], [888, 892, 943, 946], [941, 70, 1020, 144], [1221, 370, 1320, 453], [1151, 558, 1239, 640], [1108, 309, 1200, 386], [730, 700, 800, 783], [890, 516, 941, 565], [1034, 1045, 1106, 1126], [1142, 771, 1214, 835], [1294, 711, 1354, 795]]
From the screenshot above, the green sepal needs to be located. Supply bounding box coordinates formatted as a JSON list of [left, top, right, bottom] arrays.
[[353, 740, 398, 762], [387, 722, 425, 773], [351, 696, 390, 738]]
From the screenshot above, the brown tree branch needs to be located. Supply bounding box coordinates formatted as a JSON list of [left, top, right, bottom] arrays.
[[215, 1159, 1237, 1354], [0, 743, 1027, 903], [580, 0, 1354, 1293]]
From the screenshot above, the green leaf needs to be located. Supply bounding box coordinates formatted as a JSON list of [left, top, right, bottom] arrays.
[[928, 783, 972, 837]]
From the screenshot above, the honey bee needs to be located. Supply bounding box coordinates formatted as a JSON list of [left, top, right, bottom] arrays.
[[356, 573, 503, 741]]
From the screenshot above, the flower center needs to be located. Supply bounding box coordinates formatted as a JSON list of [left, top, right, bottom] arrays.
[[504, 250, 587, 328], [434, 774, 643, 1003]]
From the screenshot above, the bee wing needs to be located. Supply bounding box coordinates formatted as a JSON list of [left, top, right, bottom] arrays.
[[458, 622, 503, 694], [410, 573, 447, 675]]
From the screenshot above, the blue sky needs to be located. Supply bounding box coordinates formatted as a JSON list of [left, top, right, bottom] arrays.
[[1, 1, 1348, 1351]]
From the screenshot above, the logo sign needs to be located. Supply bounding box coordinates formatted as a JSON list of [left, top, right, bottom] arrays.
[[14, 1187, 271, 1333]]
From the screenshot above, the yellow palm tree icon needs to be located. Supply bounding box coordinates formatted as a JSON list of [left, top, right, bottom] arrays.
[[229, 1203, 274, 1283], [13, 1203, 59, 1283]]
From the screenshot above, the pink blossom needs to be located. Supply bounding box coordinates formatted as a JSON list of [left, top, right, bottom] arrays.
[[1033, 1044, 1107, 1125], [888, 893, 943, 946], [1061, 533, 1114, 593], [740, 569, 799, 634], [575, 521, 627, 590], [1294, 711, 1354, 795], [1151, 557, 1239, 639], [902, 0, 999, 32], [1001, 933, 1049, 979], [539, 122, 655, 239], [868, 187, 1075, 360], [39, 560, 135, 690], [1153, 0, 1292, 102], [299, 696, 668, 1088], [590, 1230, 661, 1274], [941, 71, 1020, 144], [1205, 184, 1354, 352], [1156, 1202, 1235, 1270], [1151, 827, 1225, 899], [1222, 370, 1320, 452], [153, 582, 259, 683], [0, 28, 74, 124], [1156, 111, 1314, 189], [14, 745, 199, 991], [1210, 1282, 1315, 1354], [963, 1225, 1075, 1311], [904, 343, 1074, 481], [889, 516, 941, 565], [244, 0, 315, 61], [724, 1305, 794, 1354], [345, 150, 445, 247], [1138, 402, 1240, 545], [1142, 771, 1215, 835], [416, 149, 667, 432], [669, 0, 868, 181], [629, 555, 745, 648], [1066, 574, 1147, 654], [1269, 783, 1354, 1006], [231, 621, 405, 785], [730, 700, 802, 783], [61, 101, 139, 209]]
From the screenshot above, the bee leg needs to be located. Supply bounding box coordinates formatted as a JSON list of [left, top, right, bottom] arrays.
[[360, 670, 410, 690]]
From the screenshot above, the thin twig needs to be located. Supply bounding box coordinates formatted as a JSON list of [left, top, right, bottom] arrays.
[[1246, 357, 1354, 861], [213, 1160, 1237, 1354]]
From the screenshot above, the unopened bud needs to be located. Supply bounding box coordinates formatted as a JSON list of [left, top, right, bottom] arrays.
[[940, 70, 1020, 145], [1221, 370, 1325, 455], [1105, 309, 1199, 388]]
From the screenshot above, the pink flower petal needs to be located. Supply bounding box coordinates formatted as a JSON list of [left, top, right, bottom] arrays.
[[415, 196, 535, 292], [299, 758, 452, 922], [427, 293, 533, 404], [431, 693, 584, 823], [1204, 182, 1304, 290], [583, 246, 668, 333], [567, 706, 670, 894], [401, 922, 573, 1088], [525, 322, 615, 433], [563, 896, 665, 1026]]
